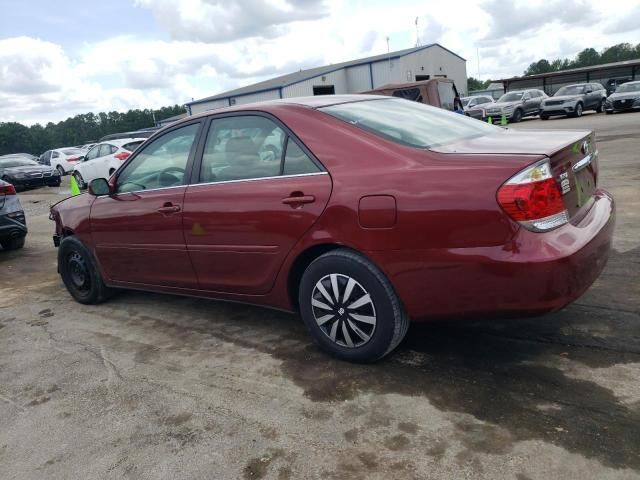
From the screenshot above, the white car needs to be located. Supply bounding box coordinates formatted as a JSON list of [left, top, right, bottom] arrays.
[[41, 147, 87, 175], [72, 138, 146, 189]]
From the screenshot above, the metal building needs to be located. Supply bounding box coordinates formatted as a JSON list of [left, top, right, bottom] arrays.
[[186, 44, 467, 115], [497, 59, 640, 96]]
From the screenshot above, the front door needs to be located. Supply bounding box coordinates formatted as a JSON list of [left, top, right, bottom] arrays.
[[183, 114, 332, 295], [90, 122, 202, 288]]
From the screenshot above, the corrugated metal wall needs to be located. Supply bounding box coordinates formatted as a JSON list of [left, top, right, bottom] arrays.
[[282, 68, 348, 97], [371, 58, 402, 87], [190, 99, 229, 114], [346, 64, 373, 92], [399, 46, 468, 95], [231, 89, 281, 105]]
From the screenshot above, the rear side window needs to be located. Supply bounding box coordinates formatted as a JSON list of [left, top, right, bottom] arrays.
[[436, 82, 456, 110], [283, 140, 320, 176], [98, 144, 112, 157], [391, 88, 422, 103], [321, 98, 498, 149], [123, 141, 143, 152]]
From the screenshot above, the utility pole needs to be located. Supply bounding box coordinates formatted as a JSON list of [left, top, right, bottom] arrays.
[[415, 17, 420, 47]]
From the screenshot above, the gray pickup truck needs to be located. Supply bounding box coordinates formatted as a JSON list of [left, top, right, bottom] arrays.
[[540, 83, 607, 119]]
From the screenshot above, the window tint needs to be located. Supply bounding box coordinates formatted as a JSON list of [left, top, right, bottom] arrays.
[[392, 88, 422, 102], [200, 116, 284, 183], [321, 98, 497, 149], [85, 145, 100, 161], [116, 123, 199, 193], [283, 140, 320, 176]]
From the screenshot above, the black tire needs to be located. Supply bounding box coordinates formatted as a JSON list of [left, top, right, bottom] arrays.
[[73, 171, 86, 190], [1, 236, 25, 250], [298, 249, 409, 363], [511, 108, 523, 123], [56, 165, 66, 176], [573, 103, 583, 117], [605, 110, 613, 115], [58, 236, 114, 304], [540, 113, 549, 120], [596, 99, 604, 113]]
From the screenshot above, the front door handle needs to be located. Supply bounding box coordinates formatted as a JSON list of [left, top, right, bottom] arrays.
[[157, 203, 181, 214], [282, 195, 315, 205]]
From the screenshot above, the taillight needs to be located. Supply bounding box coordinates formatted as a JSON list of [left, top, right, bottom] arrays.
[[0, 184, 17, 195], [67, 156, 80, 162], [497, 159, 568, 232], [114, 152, 130, 161]]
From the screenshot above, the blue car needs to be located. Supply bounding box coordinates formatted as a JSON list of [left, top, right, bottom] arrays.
[[0, 179, 27, 250]]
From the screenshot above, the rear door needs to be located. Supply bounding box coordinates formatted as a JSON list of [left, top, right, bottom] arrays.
[[79, 144, 103, 181], [90, 122, 202, 288], [183, 114, 332, 294]]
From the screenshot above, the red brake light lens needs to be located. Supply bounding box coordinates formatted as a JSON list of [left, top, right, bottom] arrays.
[[67, 156, 80, 162], [497, 160, 568, 232], [0, 184, 17, 195], [114, 152, 130, 161]]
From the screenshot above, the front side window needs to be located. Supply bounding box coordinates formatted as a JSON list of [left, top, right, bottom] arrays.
[[116, 123, 199, 193], [321, 98, 498, 149], [200, 116, 284, 183], [85, 145, 101, 161]]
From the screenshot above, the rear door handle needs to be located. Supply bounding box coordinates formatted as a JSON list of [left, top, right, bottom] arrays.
[[282, 195, 315, 205], [157, 204, 181, 214]]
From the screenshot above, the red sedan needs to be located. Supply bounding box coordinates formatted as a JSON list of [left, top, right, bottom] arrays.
[[50, 95, 614, 362]]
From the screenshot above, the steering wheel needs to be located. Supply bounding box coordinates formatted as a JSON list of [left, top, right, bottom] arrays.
[[158, 166, 185, 186]]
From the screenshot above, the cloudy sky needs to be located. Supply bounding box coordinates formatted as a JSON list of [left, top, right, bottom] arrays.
[[1, 0, 639, 125]]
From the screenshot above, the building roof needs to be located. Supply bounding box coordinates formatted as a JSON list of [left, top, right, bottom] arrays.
[[156, 112, 188, 125], [496, 58, 640, 83], [188, 43, 466, 106]]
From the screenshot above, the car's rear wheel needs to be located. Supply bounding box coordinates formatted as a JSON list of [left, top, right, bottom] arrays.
[[596, 100, 605, 113], [511, 108, 523, 123], [59, 236, 114, 304], [540, 113, 549, 120], [605, 110, 613, 115], [298, 249, 409, 363], [73, 171, 86, 190], [574, 102, 583, 117], [56, 165, 65, 176], [1, 236, 25, 250]]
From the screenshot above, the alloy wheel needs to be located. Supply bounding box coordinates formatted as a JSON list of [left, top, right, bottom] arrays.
[[311, 273, 376, 348]]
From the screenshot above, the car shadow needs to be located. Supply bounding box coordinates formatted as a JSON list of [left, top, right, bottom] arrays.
[[102, 246, 640, 471]]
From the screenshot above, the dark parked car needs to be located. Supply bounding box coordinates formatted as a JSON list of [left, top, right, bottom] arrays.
[[0, 179, 27, 250], [604, 81, 640, 114], [540, 83, 606, 119], [50, 95, 614, 362], [0, 157, 61, 190], [0, 153, 39, 162], [484, 89, 547, 123]]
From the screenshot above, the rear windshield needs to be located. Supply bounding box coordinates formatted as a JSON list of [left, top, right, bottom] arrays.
[[320, 98, 499, 149], [61, 148, 85, 155], [123, 141, 144, 152]]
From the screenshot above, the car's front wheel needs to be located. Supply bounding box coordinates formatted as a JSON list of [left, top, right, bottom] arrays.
[[573, 102, 583, 117], [511, 108, 523, 123], [540, 113, 549, 120], [298, 249, 409, 363], [73, 171, 86, 190], [1, 236, 25, 250], [59, 236, 114, 304]]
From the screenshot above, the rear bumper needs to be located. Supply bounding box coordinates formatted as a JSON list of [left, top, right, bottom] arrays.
[[367, 190, 615, 321], [0, 212, 28, 242]]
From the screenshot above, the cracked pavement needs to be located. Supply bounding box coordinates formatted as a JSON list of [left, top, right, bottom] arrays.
[[0, 112, 639, 479]]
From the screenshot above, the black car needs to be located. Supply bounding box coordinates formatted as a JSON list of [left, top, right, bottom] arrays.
[[605, 81, 640, 114], [0, 157, 61, 190], [0, 179, 27, 250]]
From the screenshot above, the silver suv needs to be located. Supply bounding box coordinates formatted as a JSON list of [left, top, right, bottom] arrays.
[[540, 83, 607, 119]]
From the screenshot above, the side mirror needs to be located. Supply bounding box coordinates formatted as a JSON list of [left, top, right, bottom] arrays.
[[78, 156, 86, 161], [88, 178, 111, 196]]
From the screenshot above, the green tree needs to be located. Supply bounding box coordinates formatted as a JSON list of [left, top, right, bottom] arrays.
[[467, 77, 491, 91], [0, 104, 187, 156]]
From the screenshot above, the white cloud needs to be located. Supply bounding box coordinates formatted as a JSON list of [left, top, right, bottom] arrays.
[[1, 0, 639, 124]]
